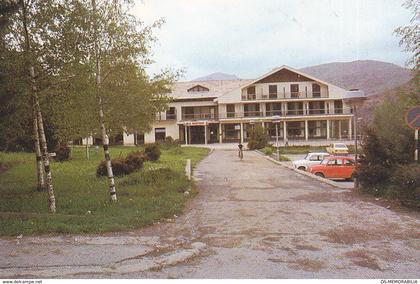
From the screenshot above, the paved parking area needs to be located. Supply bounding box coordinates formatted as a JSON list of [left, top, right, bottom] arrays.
[[283, 154, 354, 189], [0, 150, 419, 278]]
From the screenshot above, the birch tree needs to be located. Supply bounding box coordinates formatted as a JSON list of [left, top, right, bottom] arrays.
[[1, 0, 70, 212], [45, 0, 178, 201]]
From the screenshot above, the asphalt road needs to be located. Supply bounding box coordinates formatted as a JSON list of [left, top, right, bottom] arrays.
[[0, 150, 419, 278]]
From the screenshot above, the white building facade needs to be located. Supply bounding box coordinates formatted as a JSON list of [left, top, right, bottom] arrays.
[[122, 66, 358, 145]]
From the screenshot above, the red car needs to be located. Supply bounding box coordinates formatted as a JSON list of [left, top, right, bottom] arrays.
[[308, 156, 355, 180]]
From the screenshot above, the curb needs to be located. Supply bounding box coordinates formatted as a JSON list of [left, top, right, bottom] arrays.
[[254, 150, 351, 189]]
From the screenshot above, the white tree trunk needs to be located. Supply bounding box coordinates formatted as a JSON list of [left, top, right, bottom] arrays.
[[93, 0, 117, 201], [32, 99, 45, 191], [97, 72, 117, 201], [20, 0, 55, 212], [30, 66, 56, 213]]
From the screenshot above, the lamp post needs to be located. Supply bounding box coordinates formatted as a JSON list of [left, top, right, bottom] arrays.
[[343, 89, 366, 189], [273, 115, 281, 161]]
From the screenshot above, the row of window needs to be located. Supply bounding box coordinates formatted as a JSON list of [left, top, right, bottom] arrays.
[[247, 83, 321, 99]]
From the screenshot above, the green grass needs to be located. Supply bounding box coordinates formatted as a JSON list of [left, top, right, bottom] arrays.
[[278, 145, 356, 155], [0, 146, 209, 236], [259, 146, 290, 161]]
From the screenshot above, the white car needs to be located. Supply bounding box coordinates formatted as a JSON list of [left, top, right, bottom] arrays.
[[292, 152, 330, 171]]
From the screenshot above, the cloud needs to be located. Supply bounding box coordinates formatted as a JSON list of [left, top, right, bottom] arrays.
[[132, 0, 412, 80]]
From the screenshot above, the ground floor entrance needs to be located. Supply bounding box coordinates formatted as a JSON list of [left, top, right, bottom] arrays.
[[180, 123, 219, 144]]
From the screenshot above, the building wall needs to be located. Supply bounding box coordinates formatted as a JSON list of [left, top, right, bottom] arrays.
[[144, 121, 179, 144]]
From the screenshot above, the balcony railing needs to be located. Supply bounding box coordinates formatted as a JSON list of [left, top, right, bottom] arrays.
[[218, 108, 352, 119], [241, 91, 328, 101], [181, 113, 218, 121], [155, 113, 177, 121], [265, 110, 282, 116]]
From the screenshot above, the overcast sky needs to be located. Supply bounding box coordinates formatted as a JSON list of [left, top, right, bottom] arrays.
[[132, 0, 412, 81]]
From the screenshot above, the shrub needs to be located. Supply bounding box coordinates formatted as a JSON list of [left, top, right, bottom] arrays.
[[125, 151, 145, 172], [55, 144, 71, 161], [96, 161, 107, 177], [261, 146, 274, 156], [97, 151, 145, 177], [158, 136, 180, 150], [389, 164, 420, 200], [247, 125, 269, 150], [144, 143, 161, 161]]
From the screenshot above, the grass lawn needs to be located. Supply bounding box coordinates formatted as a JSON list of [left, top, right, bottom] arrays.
[[278, 145, 356, 155], [0, 146, 209, 236]]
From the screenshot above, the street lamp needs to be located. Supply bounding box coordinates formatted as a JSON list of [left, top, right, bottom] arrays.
[[343, 89, 366, 189], [272, 115, 281, 161]]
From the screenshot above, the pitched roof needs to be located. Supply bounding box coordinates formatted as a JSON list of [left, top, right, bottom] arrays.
[[234, 65, 347, 91], [169, 79, 253, 101]]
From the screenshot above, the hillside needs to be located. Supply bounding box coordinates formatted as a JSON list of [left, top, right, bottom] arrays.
[[300, 60, 412, 96], [193, 72, 239, 81]]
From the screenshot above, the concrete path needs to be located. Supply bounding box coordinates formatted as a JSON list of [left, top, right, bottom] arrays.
[[0, 150, 419, 278]]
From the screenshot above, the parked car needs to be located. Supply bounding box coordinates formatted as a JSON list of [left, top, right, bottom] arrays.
[[308, 156, 355, 180], [292, 152, 330, 171], [326, 143, 349, 155]]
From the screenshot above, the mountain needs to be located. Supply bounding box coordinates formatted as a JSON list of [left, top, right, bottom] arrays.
[[193, 72, 240, 81], [300, 60, 412, 96]]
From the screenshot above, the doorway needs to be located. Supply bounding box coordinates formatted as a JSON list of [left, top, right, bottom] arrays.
[[190, 126, 205, 144]]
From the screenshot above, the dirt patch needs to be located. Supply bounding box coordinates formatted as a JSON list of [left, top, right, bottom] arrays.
[[320, 226, 382, 244], [344, 249, 382, 271], [203, 236, 243, 248], [292, 191, 353, 203], [294, 243, 321, 251], [268, 257, 326, 272], [291, 258, 326, 272]]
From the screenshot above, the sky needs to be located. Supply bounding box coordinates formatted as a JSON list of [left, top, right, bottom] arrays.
[[132, 0, 413, 81]]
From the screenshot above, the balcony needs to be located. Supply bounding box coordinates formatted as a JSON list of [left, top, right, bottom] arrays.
[[307, 108, 326, 115], [218, 107, 352, 119], [241, 91, 328, 101], [181, 113, 218, 121], [155, 113, 176, 121]]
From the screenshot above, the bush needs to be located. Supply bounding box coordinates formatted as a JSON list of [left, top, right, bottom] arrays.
[[55, 144, 71, 161], [389, 164, 420, 201], [247, 125, 269, 150], [144, 143, 161, 161], [125, 151, 145, 172], [158, 136, 180, 150], [97, 151, 146, 177], [261, 146, 274, 156]]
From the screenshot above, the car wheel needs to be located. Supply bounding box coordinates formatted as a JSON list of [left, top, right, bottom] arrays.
[[297, 166, 306, 171], [315, 172, 325, 178]]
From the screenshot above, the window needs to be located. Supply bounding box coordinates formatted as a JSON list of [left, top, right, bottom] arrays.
[[187, 85, 209, 92], [309, 155, 320, 161], [312, 84, 321, 98], [266, 103, 281, 116], [290, 84, 299, 98], [247, 86, 256, 100], [344, 159, 355, 166], [154, 128, 166, 141], [166, 107, 176, 120], [247, 86, 256, 94], [328, 159, 343, 166], [308, 101, 325, 114], [287, 102, 303, 115], [269, 85, 277, 99], [334, 100, 343, 114], [244, 103, 260, 117], [226, 104, 235, 118]]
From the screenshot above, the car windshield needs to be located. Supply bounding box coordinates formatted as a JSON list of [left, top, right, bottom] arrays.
[[304, 153, 310, 160], [321, 159, 329, 165], [335, 144, 347, 149]]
